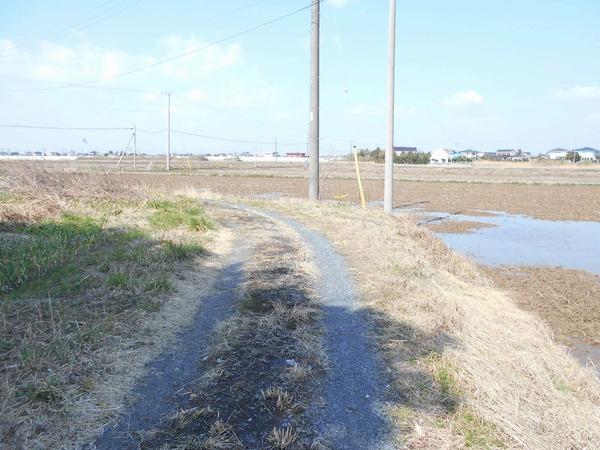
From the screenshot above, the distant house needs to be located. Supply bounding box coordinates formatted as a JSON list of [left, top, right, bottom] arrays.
[[546, 148, 569, 160], [457, 149, 478, 159], [286, 152, 307, 158], [429, 149, 455, 164], [394, 146, 418, 155], [573, 147, 600, 160], [494, 149, 529, 161], [495, 149, 521, 159]]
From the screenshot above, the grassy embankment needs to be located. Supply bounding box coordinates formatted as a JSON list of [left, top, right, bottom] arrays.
[[3, 166, 600, 448], [254, 198, 600, 449], [0, 172, 217, 448]]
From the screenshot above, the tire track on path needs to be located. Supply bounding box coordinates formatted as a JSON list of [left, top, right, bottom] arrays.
[[225, 204, 392, 449], [93, 236, 250, 449]]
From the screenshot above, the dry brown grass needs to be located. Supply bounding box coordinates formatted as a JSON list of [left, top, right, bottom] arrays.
[[0, 168, 230, 449], [4, 161, 600, 221], [3, 163, 600, 448], [254, 198, 600, 449]]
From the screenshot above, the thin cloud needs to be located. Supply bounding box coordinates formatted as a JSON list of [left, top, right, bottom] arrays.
[[329, 0, 358, 8], [555, 86, 600, 100], [444, 91, 484, 106]]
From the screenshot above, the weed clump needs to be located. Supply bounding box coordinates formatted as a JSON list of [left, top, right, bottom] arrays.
[[148, 198, 214, 232], [0, 213, 104, 292]]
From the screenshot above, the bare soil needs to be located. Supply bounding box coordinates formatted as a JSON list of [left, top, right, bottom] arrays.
[[482, 266, 600, 345], [425, 220, 496, 234], [3, 160, 600, 221], [126, 173, 600, 221]]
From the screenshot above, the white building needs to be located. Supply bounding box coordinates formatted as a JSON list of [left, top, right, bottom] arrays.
[[546, 147, 599, 160], [546, 148, 570, 160], [574, 147, 600, 160], [429, 149, 454, 164]]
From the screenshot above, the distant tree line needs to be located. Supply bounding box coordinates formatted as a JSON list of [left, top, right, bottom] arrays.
[[349, 147, 430, 165]]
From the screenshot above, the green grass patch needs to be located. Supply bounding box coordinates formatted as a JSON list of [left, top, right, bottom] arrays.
[[145, 275, 174, 292], [106, 272, 131, 290], [456, 411, 505, 448], [148, 198, 214, 232], [22, 378, 62, 404], [0, 191, 14, 203], [161, 240, 205, 261], [0, 213, 104, 293]]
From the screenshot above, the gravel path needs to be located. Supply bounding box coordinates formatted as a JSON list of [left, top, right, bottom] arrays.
[[94, 203, 392, 449], [230, 205, 392, 450], [93, 238, 250, 449]]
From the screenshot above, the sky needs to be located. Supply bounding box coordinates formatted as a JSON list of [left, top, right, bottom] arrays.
[[0, 0, 599, 155]]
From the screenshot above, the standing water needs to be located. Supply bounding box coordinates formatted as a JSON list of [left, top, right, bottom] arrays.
[[428, 212, 600, 275], [408, 209, 600, 373]]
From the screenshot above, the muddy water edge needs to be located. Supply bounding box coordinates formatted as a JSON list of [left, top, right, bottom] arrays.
[[420, 210, 600, 374]]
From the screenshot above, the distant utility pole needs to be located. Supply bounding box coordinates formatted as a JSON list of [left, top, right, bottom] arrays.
[[308, 0, 320, 200], [133, 125, 137, 168], [162, 91, 172, 171], [384, 0, 397, 214]]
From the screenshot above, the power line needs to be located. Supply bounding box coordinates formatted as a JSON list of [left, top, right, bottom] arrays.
[[171, 129, 305, 146], [2, 0, 326, 92], [3, 0, 145, 53], [0, 75, 161, 94], [6, 0, 121, 45], [0, 124, 132, 131], [0, 123, 302, 146], [137, 128, 168, 135]]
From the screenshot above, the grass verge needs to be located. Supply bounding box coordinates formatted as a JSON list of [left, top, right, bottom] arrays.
[[255, 198, 600, 449], [0, 175, 218, 449]]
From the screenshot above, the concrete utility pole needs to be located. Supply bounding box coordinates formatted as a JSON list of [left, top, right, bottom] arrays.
[[384, 0, 397, 214], [308, 0, 320, 201], [163, 91, 172, 171]]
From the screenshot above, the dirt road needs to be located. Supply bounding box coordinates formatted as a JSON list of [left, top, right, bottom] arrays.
[[92, 203, 392, 449]]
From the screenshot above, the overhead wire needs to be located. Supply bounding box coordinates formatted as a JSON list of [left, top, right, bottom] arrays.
[[0, 0, 360, 151], [1, 0, 326, 92], [3, 0, 145, 53], [0, 123, 302, 146], [0, 124, 132, 131], [0, 75, 161, 94]]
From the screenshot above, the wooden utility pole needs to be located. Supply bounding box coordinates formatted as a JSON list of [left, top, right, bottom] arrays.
[[308, 0, 320, 200], [384, 0, 397, 214]]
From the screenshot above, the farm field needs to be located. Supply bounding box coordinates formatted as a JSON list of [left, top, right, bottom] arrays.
[[1, 161, 600, 449], [4, 159, 600, 221]]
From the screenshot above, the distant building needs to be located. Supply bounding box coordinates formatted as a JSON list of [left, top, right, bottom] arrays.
[[546, 148, 600, 160], [456, 149, 478, 159], [573, 147, 600, 160], [393, 146, 418, 154], [494, 149, 529, 161], [286, 152, 307, 158], [495, 149, 520, 159], [546, 148, 569, 160], [429, 149, 455, 164]]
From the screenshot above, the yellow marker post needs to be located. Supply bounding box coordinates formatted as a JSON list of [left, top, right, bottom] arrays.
[[352, 146, 367, 209]]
